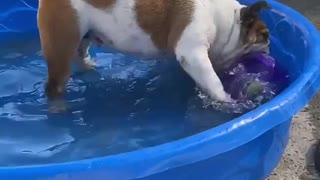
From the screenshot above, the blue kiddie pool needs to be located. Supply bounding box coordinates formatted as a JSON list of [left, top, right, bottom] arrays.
[[0, 0, 319, 179]]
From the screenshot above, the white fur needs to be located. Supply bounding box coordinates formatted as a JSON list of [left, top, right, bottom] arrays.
[[176, 1, 230, 102], [69, 0, 159, 56], [66, 0, 267, 102]]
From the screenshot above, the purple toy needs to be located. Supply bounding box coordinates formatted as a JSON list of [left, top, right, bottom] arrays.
[[220, 52, 289, 104]]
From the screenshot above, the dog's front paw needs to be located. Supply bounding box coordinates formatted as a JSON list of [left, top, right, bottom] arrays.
[[213, 89, 235, 103], [223, 93, 236, 103]]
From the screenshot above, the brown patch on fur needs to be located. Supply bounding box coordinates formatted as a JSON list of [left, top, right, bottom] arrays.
[[135, 0, 195, 50], [38, 0, 81, 100], [85, 0, 115, 9]]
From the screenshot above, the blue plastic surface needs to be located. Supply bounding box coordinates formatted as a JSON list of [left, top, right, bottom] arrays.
[[0, 0, 319, 179]]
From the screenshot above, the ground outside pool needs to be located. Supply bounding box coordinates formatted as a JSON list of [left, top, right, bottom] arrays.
[[0, 0, 319, 180]]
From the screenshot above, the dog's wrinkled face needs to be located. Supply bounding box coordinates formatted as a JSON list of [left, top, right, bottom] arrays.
[[214, 1, 271, 70], [239, 1, 271, 54]]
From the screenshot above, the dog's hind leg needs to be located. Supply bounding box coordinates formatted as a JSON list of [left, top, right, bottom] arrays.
[[38, 0, 81, 112], [75, 33, 96, 71]]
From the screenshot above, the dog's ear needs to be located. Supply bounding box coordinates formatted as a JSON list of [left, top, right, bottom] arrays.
[[241, 1, 271, 26], [248, 1, 271, 16], [240, 1, 271, 44]]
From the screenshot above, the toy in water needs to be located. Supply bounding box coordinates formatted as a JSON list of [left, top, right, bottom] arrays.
[[216, 52, 289, 112]]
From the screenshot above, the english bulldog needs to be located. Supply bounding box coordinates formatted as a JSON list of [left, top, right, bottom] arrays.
[[37, 0, 271, 112]]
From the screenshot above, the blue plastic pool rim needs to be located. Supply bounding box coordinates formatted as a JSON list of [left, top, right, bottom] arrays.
[[0, 0, 319, 179]]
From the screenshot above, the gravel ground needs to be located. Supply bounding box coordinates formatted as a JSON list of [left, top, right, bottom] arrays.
[[267, 0, 320, 179]]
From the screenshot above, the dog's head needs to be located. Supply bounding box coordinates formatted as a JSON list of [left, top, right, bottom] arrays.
[[238, 1, 271, 54], [213, 1, 272, 70]]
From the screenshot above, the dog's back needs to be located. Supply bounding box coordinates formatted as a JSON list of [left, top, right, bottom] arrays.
[[37, 0, 198, 111], [39, 0, 195, 55]]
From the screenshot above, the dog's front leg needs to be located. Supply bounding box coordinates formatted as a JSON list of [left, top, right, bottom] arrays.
[[175, 45, 232, 102]]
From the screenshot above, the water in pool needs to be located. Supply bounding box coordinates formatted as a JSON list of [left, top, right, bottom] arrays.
[[0, 35, 288, 166]]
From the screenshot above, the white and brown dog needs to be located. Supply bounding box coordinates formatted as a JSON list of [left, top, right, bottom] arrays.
[[37, 0, 271, 111]]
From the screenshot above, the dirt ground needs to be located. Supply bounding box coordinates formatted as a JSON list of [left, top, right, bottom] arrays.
[[267, 0, 320, 179]]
